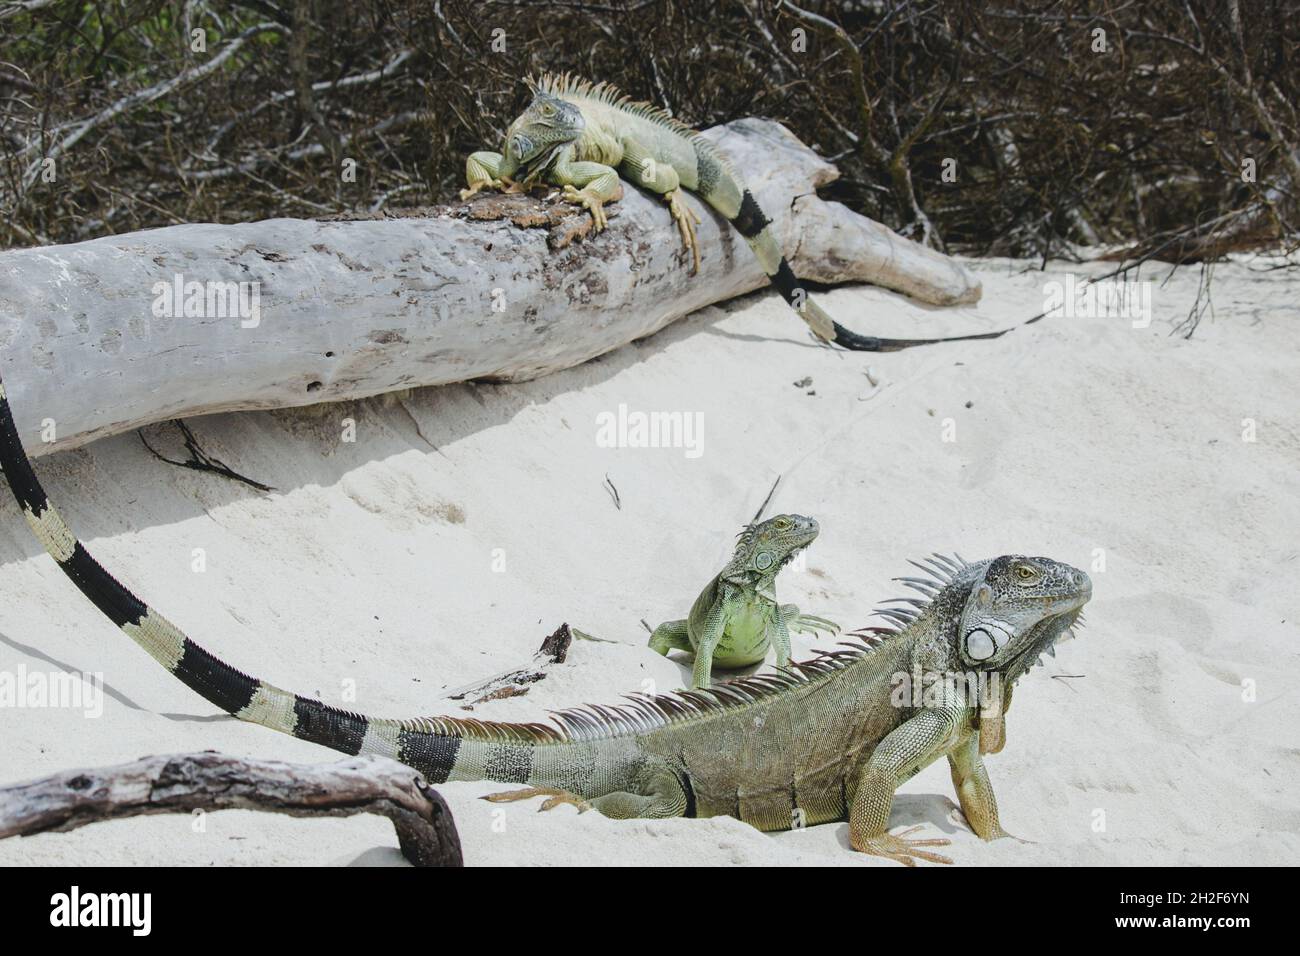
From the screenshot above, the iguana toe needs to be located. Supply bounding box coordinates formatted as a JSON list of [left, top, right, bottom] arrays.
[[665, 187, 702, 275], [562, 185, 608, 232], [482, 786, 593, 813], [459, 178, 506, 201], [851, 825, 953, 866], [791, 613, 840, 636]]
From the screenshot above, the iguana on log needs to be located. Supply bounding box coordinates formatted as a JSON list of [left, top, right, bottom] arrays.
[[648, 513, 838, 688], [0, 377, 1090, 862], [461, 74, 1006, 353]]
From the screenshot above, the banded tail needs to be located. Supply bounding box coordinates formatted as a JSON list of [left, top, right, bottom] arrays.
[[0, 371, 876, 793], [0, 372, 565, 784], [691, 139, 1012, 352]]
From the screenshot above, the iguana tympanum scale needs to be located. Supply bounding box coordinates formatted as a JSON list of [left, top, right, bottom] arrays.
[[462, 74, 1006, 353], [648, 513, 839, 688], [0, 376, 1091, 862]]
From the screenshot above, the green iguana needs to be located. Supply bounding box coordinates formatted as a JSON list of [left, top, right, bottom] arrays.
[[648, 513, 838, 688], [461, 74, 1007, 353], [0, 380, 1090, 862]]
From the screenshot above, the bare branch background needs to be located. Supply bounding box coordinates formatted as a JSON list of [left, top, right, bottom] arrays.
[[1, 0, 1295, 262]]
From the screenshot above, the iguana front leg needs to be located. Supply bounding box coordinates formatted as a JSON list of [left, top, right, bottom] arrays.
[[460, 150, 523, 200], [848, 708, 961, 865], [947, 734, 1011, 841], [620, 139, 702, 273], [689, 605, 728, 690], [770, 611, 793, 669], [648, 610, 725, 688], [648, 618, 692, 656], [978, 679, 1013, 755], [550, 152, 621, 232]]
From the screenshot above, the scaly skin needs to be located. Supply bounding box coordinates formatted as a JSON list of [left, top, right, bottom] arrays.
[[462, 73, 1009, 353], [0, 385, 1092, 861], [647, 513, 838, 688]]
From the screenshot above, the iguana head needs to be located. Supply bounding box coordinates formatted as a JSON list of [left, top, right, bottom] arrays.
[[722, 514, 819, 586], [504, 92, 585, 178], [955, 555, 1091, 681]]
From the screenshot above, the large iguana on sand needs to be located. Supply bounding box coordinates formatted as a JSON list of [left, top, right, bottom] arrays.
[[648, 513, 838, 688], [0, 375, 1090, 863], [462, 74, 1005, 353]]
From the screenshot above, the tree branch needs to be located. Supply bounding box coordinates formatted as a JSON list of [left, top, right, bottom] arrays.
[[0, 752, 463, 867]]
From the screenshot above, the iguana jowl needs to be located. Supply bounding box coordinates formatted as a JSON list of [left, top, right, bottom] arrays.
[[0, 381, 1090, 862], [648, 513, 838, 688], [462, 74, 1004, 353]]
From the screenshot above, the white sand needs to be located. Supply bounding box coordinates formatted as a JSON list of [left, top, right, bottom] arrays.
[[1, 254, 1297, 866]]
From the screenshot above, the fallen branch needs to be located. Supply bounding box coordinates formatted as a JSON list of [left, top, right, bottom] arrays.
[[442, 622, 573, 708], [603, 474, 622, 511], [750, 475, 781, 523], [138, 420, 274, 492], [0, 752, 462, 866]]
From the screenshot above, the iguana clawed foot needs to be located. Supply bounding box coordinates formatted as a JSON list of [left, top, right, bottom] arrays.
[[851, 825, 953, 866], [562, 184, 609, 232], [948, 806, 1034, 845], [482, 785, 593, 813], [788, 613, 840, 638], [459, 179, 503, 201], [665, 187, 702, 275], [460, 177, 531, 201]]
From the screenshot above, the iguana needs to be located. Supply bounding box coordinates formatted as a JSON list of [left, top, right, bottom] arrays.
[[461, 74, 1008, 353], [0, 376, 1091, 862], [647, 513, 838, 688]]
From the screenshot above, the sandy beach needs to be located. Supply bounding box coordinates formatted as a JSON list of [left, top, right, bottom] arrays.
[[1, 254, 1297, 866]]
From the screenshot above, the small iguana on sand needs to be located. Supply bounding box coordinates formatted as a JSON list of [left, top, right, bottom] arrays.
[[648, 513, 838, 688], [461, 74, 1005, 353], [0, 384, 1090, 862]]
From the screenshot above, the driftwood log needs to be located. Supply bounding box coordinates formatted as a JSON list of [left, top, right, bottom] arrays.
[[0, 752, 462, 866], [0, 118, 981, 457]]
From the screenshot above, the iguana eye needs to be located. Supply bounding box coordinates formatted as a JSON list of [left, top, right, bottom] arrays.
[[541, 103, 556, 117], [773, 517, 791, 531], [1014, 564, 1039, 584]]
